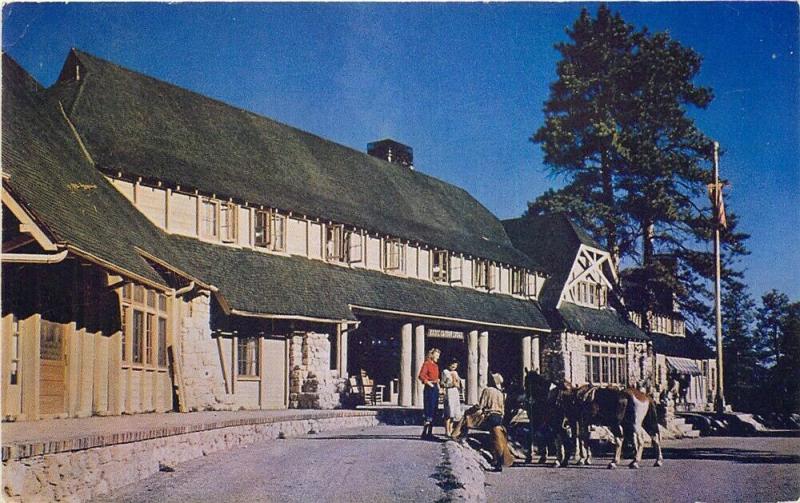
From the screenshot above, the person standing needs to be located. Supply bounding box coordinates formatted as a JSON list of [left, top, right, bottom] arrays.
[[418, 348, 441, 440], [441, 359, 463, 437]]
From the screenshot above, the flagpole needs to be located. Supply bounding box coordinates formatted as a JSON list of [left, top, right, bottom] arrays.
[[713, 141, 726, 413]]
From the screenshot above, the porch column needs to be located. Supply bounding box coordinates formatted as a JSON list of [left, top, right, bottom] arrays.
[[478, 330, 489, 394], [531, 337, 541, 373], [521, 335, 532, 377], [339, 324, 349, 378], [467, 330, 479, 404], [399, 323, 413, 407], [412, 324, 425, 407]]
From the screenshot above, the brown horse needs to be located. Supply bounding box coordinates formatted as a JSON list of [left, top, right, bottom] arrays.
[[572, 386, 665, 469], [523, 370, 576, 467]]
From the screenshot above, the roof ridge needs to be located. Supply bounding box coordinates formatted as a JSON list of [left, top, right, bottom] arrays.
[[65, 48, 478, 196]]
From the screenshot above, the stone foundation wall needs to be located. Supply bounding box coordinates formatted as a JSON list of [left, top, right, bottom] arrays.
[[177, 294, 232, 411], [2, 413, 379, 502], [288, 332, 344, 409], [539, 333, 566, 382], [627, 340, 653, 389], [564, 332, 587, 385]]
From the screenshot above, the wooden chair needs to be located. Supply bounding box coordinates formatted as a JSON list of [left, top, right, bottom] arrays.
[[359, 370, 385, 405]]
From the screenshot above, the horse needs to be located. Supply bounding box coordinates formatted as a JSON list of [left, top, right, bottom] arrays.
[[523, 369, 576, 467], [571, 385, 665, 469]]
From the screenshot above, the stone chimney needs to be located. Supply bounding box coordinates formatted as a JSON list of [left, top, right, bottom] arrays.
[[367, 139, 414, 170]]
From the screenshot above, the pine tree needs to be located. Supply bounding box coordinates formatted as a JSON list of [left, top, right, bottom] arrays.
[[718, 277, 764, 411], [754, 289, 790, 367], [776, 302, 800, 413], [529, 4, 749, 330]]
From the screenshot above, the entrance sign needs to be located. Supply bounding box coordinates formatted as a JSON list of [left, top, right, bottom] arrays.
[[427, 328, 464, 340]]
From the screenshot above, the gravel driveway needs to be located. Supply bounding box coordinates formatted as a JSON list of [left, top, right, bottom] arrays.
[[485, 436, 800, 503], [93, 425, 447, 503]]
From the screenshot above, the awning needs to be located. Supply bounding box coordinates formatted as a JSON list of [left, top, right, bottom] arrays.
[[666, 356, 702, 376]]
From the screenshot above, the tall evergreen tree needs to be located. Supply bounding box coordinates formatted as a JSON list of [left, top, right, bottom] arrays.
[[529, 4, 749, 330], [754, 289, 790, 366], [776, 302, 800, 412], [720, 278, 759, 411]]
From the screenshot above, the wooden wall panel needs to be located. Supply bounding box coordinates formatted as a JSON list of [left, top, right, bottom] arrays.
[[137, 185, 166, 228], [287, 217, 307, 256], [169, 192, 197, 236], [308, 222, 322, 259], [366, 236, 380, 270], [262, 338, 287, 409], [109, 178, 135, 202]]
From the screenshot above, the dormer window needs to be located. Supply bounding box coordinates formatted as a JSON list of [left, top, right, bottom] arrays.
[[220, 202, 237, 242], [571, 281, 607, 307], [201, 199, 218, 239], [526, 273, 538, 297], [384, 239, 404, 271], [512, 269, 526, 295], [474, 260, 494, 290], [254, 209, 286, 252], [326, 224, 347, 263], [432, 250, 449, 282]]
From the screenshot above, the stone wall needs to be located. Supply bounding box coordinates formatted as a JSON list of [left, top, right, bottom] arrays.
[[288, 332, 344, 409], [539, 333, 566, 382], [177, 294, 232, 411], [627, 340, 653, 389], [2, 412, 379, 502]]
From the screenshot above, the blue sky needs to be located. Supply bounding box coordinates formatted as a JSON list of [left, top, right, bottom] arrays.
[[3, 2, 798, 301]]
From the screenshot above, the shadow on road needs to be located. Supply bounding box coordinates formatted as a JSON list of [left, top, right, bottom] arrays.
[[660, 447, 800, 465], [301, 434, 447, 443]]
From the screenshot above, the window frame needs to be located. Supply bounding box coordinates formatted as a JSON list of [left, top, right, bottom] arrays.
[[220, 201, 238, 243], [584, 342, 627, 385], [326, 224, 348, 263], [347, 230, 363, 264], [120, 282, 169, 369], [384, 238, 404, 271], [237, 337, 260, 377], [432, 250, 449, 283], [270, 212, 287, 252], [254, 209, 271, 248], [201, 198, 218, 239]]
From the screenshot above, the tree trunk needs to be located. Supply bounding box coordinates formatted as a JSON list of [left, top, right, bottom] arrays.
[[601, 150, 619, 268], [640, 217, 655, 332]]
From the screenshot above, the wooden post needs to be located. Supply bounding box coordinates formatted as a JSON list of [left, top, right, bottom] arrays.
[[521, 335, 532, 379], [712, 141, 726, 413], [2, 315, 14, 417], [412, 324, 425, 407], [399, 323, 412, 406], [21, 315, 41, 420], [531, 337, 541, 373], [339, 323, 349, 378], [67, 324, 82, 417], [79, 330, 95, 416], [259, 338, 267, 409], [467, 330, 479, 404], [478, 331, 489, 394]]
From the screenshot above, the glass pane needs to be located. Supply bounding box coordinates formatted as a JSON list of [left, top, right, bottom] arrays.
[[158, 317, 167, 367], [592, 356, 601, 383], [132, 310, 143, 363]]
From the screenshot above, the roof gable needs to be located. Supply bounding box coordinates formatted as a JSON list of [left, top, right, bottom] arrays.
[[49, 49, 536, 270], [2, 53, 174, 287]]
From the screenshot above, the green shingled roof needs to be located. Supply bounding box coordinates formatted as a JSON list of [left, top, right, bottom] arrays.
[[650, 332, 713, 359], [549, 302, 648, 341], [167, 235, 550, 331], [2, 54, 173, 287], [503, 213, 602, 308], [49, 49, 538, 272]]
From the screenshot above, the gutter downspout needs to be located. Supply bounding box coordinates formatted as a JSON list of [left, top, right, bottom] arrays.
[[2, 249, 69, 264]]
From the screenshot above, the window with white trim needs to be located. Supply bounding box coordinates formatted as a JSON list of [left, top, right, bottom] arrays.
[[474, 259, 488, 288], [432, 250, 449, 282], [384, 239, 404, 271], [571, 281, 607, 308], [526, 273, 538, 297], [220, 202, 237, 242], [120, 283, 168, 368], [512, 269, 526, 295], [237, 338, 260, 377], [326, 224, 348, 263], [201, 199, 218, 239], [584, 343, 626, 385], [271, 213, 286, 251]]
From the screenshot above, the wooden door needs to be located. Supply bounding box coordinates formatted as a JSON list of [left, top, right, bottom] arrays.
[[39, 320, 66, 415], [262, 338, 287, 408]]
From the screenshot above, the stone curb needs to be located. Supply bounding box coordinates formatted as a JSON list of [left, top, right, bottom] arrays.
[[3, 413, 381, 502], [438, 440, 488, 502], [1, 410, 376, 462]]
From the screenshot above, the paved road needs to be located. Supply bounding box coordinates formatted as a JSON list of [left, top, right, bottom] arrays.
[[485, 436, 800, 503], [93, 425, 447, 503]]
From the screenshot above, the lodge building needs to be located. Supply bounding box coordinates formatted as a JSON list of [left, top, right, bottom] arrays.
[[1, 49, 715, 422]]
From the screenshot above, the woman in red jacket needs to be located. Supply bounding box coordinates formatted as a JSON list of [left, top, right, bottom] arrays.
[[418, 348, 441, 439]]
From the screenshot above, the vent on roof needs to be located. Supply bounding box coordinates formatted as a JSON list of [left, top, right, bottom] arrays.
[[367, 139, 414, 170]]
